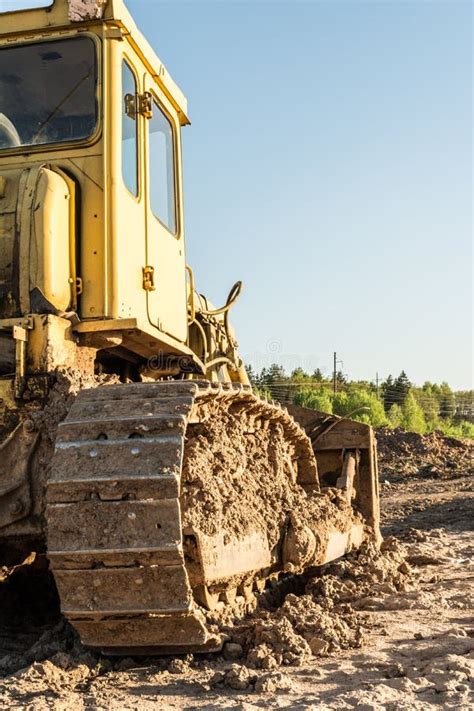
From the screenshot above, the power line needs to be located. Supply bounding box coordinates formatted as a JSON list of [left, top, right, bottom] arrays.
[[256, 380, 473, 416]]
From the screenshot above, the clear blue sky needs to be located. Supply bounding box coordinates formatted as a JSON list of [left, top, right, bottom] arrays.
[[2, 1, 473, 389]]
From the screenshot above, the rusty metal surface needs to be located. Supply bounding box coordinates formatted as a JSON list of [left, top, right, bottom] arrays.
[[288, 403, 380, 533]]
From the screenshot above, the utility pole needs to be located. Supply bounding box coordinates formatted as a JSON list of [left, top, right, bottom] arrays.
[[333, 352, 344, 394], [376, 372, 379, 394]]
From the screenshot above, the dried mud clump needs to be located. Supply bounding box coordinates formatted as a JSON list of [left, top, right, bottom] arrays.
[[0, 366, 118, 491], [0, 366, 118, 449], [307, 537, 413, 605], [68, 0, 108, 22], [209, 664, 293, 694], [30, 367, 120, 446], [376, 427, 473, 479], [219, 539, 414, 669], [3, 368, 120, 537], [234, 592, 360, 670]]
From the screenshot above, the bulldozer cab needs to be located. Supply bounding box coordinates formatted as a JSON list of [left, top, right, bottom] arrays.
[[0, 0, 191, 365]]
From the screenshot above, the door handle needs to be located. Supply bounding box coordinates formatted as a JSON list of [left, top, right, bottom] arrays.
[[142, 265, 156, 292]]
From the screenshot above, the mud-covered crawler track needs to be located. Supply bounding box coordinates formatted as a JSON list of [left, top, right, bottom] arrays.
[[46, 381, 375, 654]]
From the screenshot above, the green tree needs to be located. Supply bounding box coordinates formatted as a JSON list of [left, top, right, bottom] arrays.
[[251, 363, 473, 439], [413, 384, 439, 425], [265, 363, 286, 383], [291, 367, 310, 382], [439, 382, 456, 420], [394, 370, 411, 403], [383, 371, 411, 411], [294, 388, 333, 414], [245, 364, 258, 387], [260, 363, 289, 400], [453, 390, 473, 420], [256, 367, 268, 389], [332, 388, 387, 427], [387, 403, 403, 427], [254, 386, 272, 401], [400, 392, 426, 434], [382, 375, 394, 412]]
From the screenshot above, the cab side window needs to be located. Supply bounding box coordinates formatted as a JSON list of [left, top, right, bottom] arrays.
[[122, 61, 138, 197], [149, 99, 176, 234]]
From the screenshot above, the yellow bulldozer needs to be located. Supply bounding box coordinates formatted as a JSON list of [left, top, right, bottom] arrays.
[[0, 0, 380, 654]]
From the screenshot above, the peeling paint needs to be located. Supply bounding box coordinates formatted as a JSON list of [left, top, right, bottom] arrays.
[[68, 0, 108, 22]]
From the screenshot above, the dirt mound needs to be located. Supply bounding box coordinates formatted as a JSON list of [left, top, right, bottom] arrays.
[[216, 538, 412, 670], [376, 427, 473, 479]]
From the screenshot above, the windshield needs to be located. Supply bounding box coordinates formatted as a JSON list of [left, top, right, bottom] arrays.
[[0, 36, 97, 151]]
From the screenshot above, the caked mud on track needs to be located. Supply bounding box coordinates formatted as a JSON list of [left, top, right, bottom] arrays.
[[45, 380, 378, 653]]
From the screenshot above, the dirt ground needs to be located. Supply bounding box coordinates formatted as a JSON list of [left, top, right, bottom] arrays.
[[0, 430, 472, 710]]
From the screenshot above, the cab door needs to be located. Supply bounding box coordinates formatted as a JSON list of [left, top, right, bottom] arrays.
[[143, 74, 187, 343]]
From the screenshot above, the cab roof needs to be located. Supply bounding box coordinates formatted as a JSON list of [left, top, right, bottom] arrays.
[[0, 0, 190, 125]]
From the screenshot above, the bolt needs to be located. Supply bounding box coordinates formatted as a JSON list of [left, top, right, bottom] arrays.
[[24, 419, 35, 433], [10, 499, 24, 515]]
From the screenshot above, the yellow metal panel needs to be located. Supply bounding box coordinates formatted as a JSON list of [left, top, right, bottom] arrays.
[[18, 167, 38, 315], [32, 168, 72, 312], [26, 314, 77, 372], [143, 74, 188, 344], [107, 38, 147, 323], [53, 168, 78, 311], [74, 317, 138, 333], [66, 152, 107, 320]]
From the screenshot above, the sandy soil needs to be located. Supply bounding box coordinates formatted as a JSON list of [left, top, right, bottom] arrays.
[[0, 434, 472, 709]]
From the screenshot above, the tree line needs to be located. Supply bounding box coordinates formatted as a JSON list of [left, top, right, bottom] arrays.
[[246, 364, 474, 439]]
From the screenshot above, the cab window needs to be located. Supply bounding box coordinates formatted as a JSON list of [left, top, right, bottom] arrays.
[[149, 99, 176, 234], [122, 60, 138, 197], [0, 36, 97, 151]]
